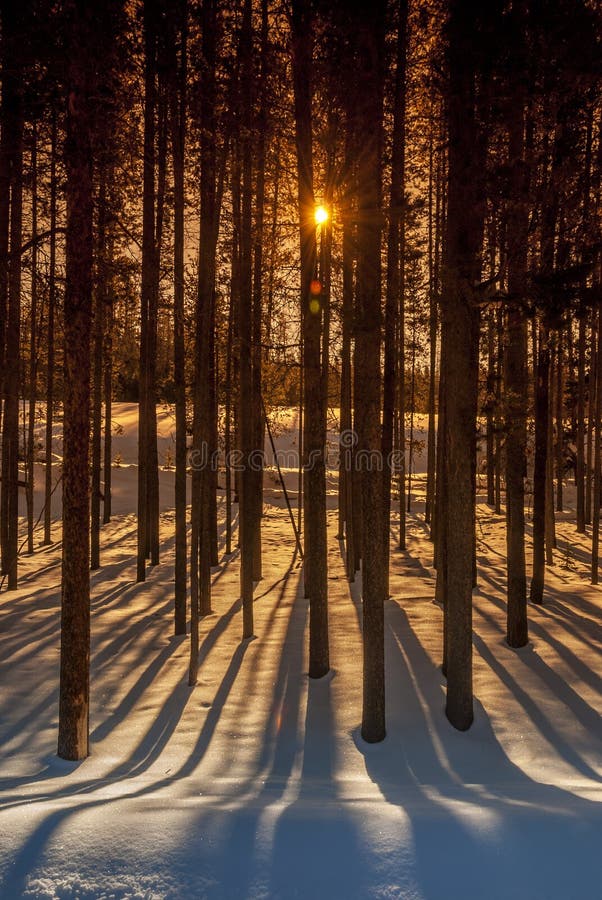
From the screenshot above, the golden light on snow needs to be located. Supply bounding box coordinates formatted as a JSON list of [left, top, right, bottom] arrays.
[[314, 204, 329, 225]]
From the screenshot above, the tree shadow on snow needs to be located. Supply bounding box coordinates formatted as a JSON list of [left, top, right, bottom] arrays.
[[356, 598, 601, 900]]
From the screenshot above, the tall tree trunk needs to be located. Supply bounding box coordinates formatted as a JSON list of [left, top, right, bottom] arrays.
[[504, 7, 529, 647], [91, 174, 107, 571], [339, 109, 355, 578], [586, 314, 596, 525], [102, 240, 113, 527], [26, 123, 38, 555], [250, 0, 269, 582], [575, 314, 586, 534], [530, 321, 549, 605], [426, 129, 441, 532], [58, 0, 96, 760], [239, 0, 255, 640], [2, 7, 24, 589], [292, 0, 328, 675], [43, 114, 57, 546], [555, 329, 564, 512], [591, 301, 602, 583], [439, 0, 486, 730], [349, 0, 387, 743], [383, 0, 407, 562], [169, 0, 187, 635], [137, 0, 157, 583]]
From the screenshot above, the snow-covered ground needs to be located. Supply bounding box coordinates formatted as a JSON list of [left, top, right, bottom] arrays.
[[0, 405, 601, 899]]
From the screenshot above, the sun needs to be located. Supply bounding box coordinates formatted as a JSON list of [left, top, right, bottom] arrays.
[[314, 204, 329, 225]]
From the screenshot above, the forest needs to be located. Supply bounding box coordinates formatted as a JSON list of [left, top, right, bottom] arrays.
[[0, 0, 601, 897]]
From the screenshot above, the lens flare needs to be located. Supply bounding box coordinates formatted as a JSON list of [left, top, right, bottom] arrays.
[[314, 205, 329, 225]]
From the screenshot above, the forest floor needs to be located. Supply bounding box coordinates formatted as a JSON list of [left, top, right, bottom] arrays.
[[0, 405, 601, 899]]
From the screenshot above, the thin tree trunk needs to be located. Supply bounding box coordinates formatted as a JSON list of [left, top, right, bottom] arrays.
[[43, 114, 57, 546], [591, 302, 602, 583], [239, 0, 255, 640], [250, 0, 269, 582], [586, 314, 596, 524], [169, 0, 187, 635], [576, 317, 586, 530], [504, 17, 529, 647], [383, 0, 407, 562], [91, 174, 107, 571], [530, 322, 549, 605], [137, 0, 157, 583], [26, 123, 38, 555], [2, 16, 24, 589]]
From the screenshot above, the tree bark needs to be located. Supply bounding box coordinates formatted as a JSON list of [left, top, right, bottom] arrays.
[[292, 0, 328, 675], [58, 0, 96, 760]]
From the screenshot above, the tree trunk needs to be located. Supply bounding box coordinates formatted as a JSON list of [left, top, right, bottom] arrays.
[[383, 0, 407, 563], [26, 123, 38, 555], [530, 322, 549, 605], [137, 0, 157, 583], [239, 0, 255, 640], [58, 0, 96, 761], [504, 13, 529, 647], [292, 0, 328, 675], [349, 0, 387, 743], [590, 303, 602, 584], [169, 0, 187, 635], [2, 27, 24, 589], [440, 0, 486, 731], [91, 175, 107, 571], [43, 114, 57, 546]]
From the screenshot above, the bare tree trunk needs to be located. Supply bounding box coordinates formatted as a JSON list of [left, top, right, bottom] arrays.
[[292, 0, 328, 673], [26, 123, 38, 555], [383, 0, 407, 562], [339, 110, 354, 577], [348, 0, 387, 743], [137, 0, 157, 583], [169, 0, 187, 635], [239, 0, 255, 640], [102, 246, 113, 526], [592, 302, 602, 583], [586, 314, 596, 524], [250, 0, 269, 582], [546, 342, 556, 559], [425, 114, 439, 529], [576, 315, 587, 530], [43, 114, 57, 546], [439, 0, 486, 731], [58, 0, 96, 760], [91, 174, 107, 571], [530, 321, 549, 605], [2, 9, 24, 589], [504, 11, 529, 647]]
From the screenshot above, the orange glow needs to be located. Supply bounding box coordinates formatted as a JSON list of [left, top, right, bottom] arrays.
[[314, 204, 329, 225]]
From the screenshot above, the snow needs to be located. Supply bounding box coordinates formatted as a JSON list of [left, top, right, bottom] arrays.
[[1, 404, 601, 899]]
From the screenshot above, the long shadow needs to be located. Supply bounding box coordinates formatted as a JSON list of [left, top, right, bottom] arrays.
[[268, 672, 371, 900], [545, 593, 602, 631], [476, 567, 601, 650], [476, 589, 602, 705], [472, 630, 602, 781], [0, 588, 244, 803], [0, 629, 253, 897], [357, 599, 602, 900], [0, 637, 250, 897], [203, 567, 308, 896]]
